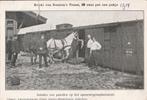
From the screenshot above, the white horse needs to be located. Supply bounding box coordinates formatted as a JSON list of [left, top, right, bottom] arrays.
[[47, 32, 78, 61]]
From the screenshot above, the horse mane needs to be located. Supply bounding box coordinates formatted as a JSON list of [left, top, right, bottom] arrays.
[[64, 32, 75, 45]]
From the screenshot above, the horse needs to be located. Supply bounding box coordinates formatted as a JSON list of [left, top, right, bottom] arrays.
[[28, 32, 83, 65], [46, 32, 80, 62]]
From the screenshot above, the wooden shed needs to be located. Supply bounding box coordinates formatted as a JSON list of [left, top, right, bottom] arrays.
[[6, 11, 47, 40], [19, 20, 143, 74]]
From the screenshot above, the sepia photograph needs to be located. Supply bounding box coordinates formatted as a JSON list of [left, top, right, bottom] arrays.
[[5, 11, 144, 90]]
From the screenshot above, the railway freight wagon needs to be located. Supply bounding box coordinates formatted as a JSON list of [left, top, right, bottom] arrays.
[[18, 20, 143, 74], [75, 20, 143, 74]]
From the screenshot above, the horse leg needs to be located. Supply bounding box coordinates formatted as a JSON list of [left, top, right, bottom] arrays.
[[75, 49, 79, 63], [34, 54, 37, 64], [30, 52, 34, 65], [47, 54, 51, 64], [63, 49, 69, 63], [47, 53, 54, 64], [51, 54, 55, 64]]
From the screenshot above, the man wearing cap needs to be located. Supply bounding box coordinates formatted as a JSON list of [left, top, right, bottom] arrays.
[[37, 34, 48, 68]]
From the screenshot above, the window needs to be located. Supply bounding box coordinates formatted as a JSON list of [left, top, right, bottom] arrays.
[[7, 20, 14, 25], [7, 27, 14, 38]]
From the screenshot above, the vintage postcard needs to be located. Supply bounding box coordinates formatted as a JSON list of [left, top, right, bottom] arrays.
[[0, 0, 147, 100]]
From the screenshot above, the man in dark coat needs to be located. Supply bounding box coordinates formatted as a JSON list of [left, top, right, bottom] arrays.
[[30, 39, 38, 65], [6, 37, 13, 62], [11, 35, 20, 67], [70, 34, 83, 58], [37, 35, 48, 68]]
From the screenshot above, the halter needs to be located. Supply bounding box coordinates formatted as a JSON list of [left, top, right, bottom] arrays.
[[51, 38, 68, 50]]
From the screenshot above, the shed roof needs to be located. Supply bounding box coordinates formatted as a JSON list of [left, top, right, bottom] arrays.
[[6, 11, 47, 28]]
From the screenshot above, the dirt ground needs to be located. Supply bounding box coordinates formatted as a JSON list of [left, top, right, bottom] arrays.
[[6, 55, 143, 90]]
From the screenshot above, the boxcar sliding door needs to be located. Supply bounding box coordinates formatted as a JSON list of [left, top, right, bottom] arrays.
[[103, 26, 117, 68], [109, 26, 123, 71], [121, 22, 140, 73]]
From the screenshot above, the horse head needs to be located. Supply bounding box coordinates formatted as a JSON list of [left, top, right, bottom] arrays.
[[73, 31, 78, 38], [73, 32, 84, 49]]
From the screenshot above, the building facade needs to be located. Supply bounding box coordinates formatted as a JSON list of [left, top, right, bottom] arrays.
[[6, 19, 17, 40], [6, 11, 47, 40]]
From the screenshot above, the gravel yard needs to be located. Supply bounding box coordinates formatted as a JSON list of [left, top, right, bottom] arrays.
[[6, 56, 143, 90]]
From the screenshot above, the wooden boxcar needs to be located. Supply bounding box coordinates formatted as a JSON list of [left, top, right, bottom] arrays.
[[18, 20, 144, 74], [77, 20, 144, 74]]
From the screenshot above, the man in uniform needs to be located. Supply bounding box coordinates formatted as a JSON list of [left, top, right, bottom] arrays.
[[37, 34, 48, 68]]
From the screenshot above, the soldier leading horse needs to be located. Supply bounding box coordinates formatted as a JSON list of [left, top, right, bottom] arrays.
[[30, 31, 83, 64]]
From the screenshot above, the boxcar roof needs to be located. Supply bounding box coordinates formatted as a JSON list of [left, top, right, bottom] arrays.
[[18, 19, 143, 35]]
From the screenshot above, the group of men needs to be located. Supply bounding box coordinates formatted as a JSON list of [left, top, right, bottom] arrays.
[[68, 33, 102, 69], [6, 34, 48, 68], [6, 33, 102, 70]]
